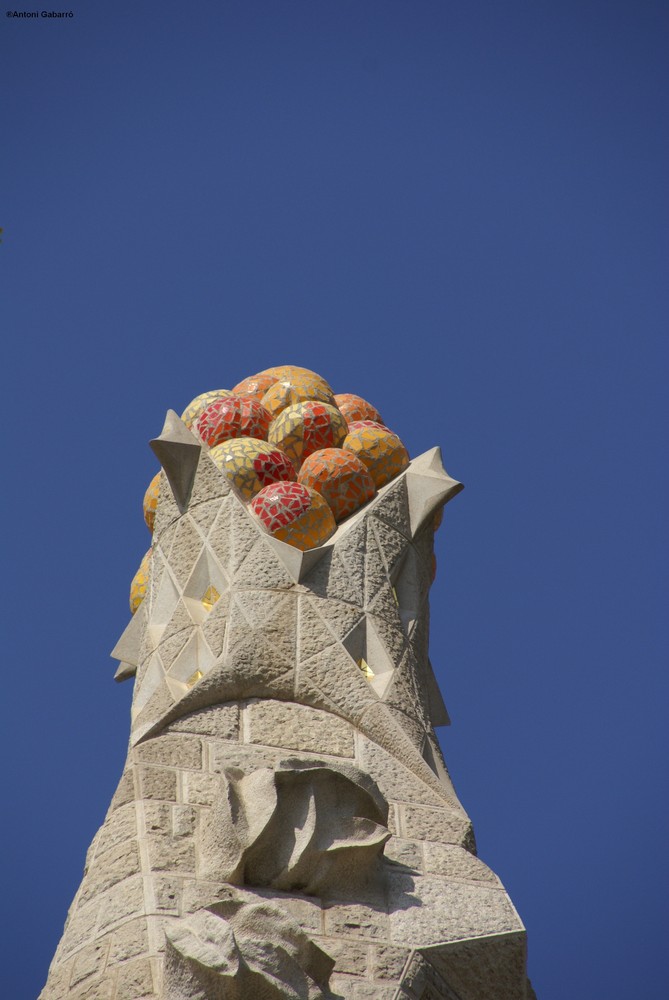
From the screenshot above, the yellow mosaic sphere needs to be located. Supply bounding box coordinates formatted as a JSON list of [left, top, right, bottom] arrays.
[[260, 365, 333, 391], [261, 373, 336, 419], [181, 390, 231, 429], [209, 437, 297, 500], [343, 422, 410, 489], [251, 481, 336, 550], [143, 472, 161, 533], [231, 372, 278, 401], [129, 549, 151, 614], [268, 401, 348, 470]]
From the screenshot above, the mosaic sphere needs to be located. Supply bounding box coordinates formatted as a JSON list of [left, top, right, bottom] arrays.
[[209, 437, 296, 500], [334, 393, 383, 425], [194, 395, 271, 447], [298, 448, 376, 523], [251, 481, 336, 550], [130, 549, 151, 614], [261, 373, 336, 419], [260, 365, 333, 391], [181, 390, 231, 430], [231, 372, 278, 401], [268, 401, 348, 470], [343, 423, 410, 489], [143, 472, 161, 533]]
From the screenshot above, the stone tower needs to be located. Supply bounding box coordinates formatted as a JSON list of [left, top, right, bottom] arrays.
[[41, 368, 534, 999]]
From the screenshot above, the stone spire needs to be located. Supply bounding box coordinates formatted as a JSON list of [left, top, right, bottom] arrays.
[[40, 369, 535, 999]]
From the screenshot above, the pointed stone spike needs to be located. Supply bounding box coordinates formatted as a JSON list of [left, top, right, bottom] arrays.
[[150, 409, 202, 513], [405, 447, 464, 538], [110, 601, 147, 666], [114, 661, 137, 682]]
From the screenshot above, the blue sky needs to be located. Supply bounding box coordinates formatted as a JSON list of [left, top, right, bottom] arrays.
[[1, 2, 667, 997]]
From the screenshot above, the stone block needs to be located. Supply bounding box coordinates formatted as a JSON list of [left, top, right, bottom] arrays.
[[115, 957, 155, 998], [384, 838, 423, 871], [143, 802, 172, 835], [208, 744, 282, 774], [424, 844, 500, 883], [172, 804, 198, 837], [70, 976, 114, 1000], [167, 703, 239, 740], [70, 939, 110, 986], [108, 918, 150, 964], [247, 699, 355, 757], [95, 803, 138, 857], [138, 766, 177, 802], [57, 902, 99, 959], [182, 772, 218, 806], [401, 804, 472, 847], [387, 873, 521, 947], [97, 876, 145, 933], [324, 902, 389, 941], [110, 768, 135, 811], [317, 937, 369, 976], [79, 841, 141, 905], [372, 944, 410, 980], [352, 983, 397, 999], [146, 835, 196, 873], [153, 876, 182, 912], [133, 734, 202, 770]]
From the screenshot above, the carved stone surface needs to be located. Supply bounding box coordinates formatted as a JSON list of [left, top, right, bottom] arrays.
[[40, 398, 533, 999]]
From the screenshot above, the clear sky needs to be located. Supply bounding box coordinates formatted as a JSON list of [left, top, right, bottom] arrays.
[[1, 2, 667, 998]]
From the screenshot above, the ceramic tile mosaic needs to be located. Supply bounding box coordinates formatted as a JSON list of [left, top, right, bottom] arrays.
[[268, 401, 348, 470], [209, 437, 297, 500], [298, 447, 376, 523], [260, 365, 333, 391], [250, 481, 336, 549], [343, 423, 410, 489], [143, 472, 161, 533], [334, 392, 384, 425], [261, 373, 336, 418], [180, 389, 231, 429], [129, 549, 151, 614], [194, 395, 272, 447], [231, 372, 278, 401]]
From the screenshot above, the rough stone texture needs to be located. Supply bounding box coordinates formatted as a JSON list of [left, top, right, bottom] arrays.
[[247, 698, 355, 757], [41, 438, 531, 1000]]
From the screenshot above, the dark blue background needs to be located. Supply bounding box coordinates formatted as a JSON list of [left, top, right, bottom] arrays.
[[2, 3, 667, 997]]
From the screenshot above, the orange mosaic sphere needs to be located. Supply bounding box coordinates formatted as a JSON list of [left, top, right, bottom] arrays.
[[334, 393, 383, 425], [143, 472, 161, 533], [181, 390, 231, 429], [195, 395, 272, 447], [209, 437, 296, 500], [298, 448, 376, 523], [130, 549, 151, 614], [260, 365, 333, 391], [268, 401, 348, 470], [231, 372, 278, 401], [251, 481, 336, 550], [343, 423, 410, 489], [261, 373, 336, 419]]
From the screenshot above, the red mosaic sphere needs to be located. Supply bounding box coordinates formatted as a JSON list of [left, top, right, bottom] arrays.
[[181, 390, 231, 429], [251, 481, 336, 550], [268, 401, 348, 470], [298, 448, 376, 523], [334, 393, 383, 425], [209, 437, 296, 500], [194, 395, 272, 447]]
